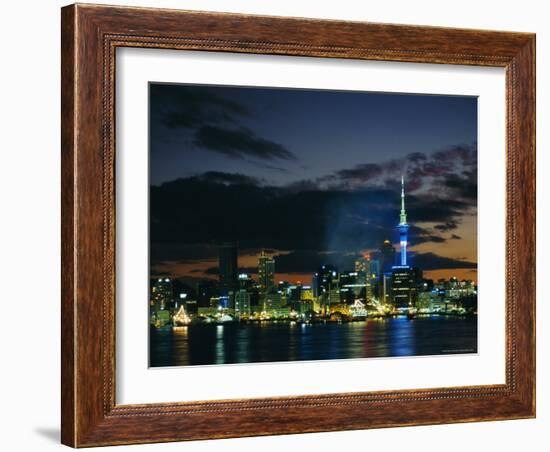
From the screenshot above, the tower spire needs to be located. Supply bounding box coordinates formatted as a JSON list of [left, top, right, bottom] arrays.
[[397, 176, 409, 266], [399, 175, 407, 225]]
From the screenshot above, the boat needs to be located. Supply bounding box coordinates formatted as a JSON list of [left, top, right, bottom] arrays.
[[217, 314, 234, 323], [172, 305, 191, 326]]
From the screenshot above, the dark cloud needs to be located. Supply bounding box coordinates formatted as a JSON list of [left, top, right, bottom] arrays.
[[247, 161, 288, 173], [151, 83, 251, 129], [194, 126, 296, 161], [285, 179, 323, 193], [434, 221, 459, 232], [151, 243, 218, 263], [150, 174, 455, 261], [324, 144, 477, 205], [410, 227, 447, 244], [409, 252, 476, 271], [195, 249, 475, 277], [432, 144, 477, 165], [150, 269, 172, 277], [161, 111, 204, 129], [274, 250, 362, 274], [148, 85, 477, 279], [198, 171, 261, 186], [150, 83, 296, 162], [407, 197, 470, 223], [334, 163, 381, 183], [407, 152, 428, 163], [441, 170, 477, 200], [150, 142, 477, 274]]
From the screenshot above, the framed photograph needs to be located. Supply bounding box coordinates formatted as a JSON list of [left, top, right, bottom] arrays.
[[61, 3, 535, 447]]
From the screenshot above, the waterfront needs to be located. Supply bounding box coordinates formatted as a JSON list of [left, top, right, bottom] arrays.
[[149, 315, 477, 367]]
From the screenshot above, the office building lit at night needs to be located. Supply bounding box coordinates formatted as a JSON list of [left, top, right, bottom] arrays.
[[219, 242, 238, 297], [258, 250, 275, 293]]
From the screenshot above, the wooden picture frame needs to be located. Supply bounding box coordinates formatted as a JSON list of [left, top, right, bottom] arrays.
[[61, 3, 535, 447]]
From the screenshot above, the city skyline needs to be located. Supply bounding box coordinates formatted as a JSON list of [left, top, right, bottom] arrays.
[[149, 176, 478, 366], [150, 83, 477, 284], [149, 83, 479, 367], [151, 180, 478, 325]]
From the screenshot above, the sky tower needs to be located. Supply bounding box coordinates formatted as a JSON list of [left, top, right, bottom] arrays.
[[391, 176, 417, 309], [398, 176, 409, 266]]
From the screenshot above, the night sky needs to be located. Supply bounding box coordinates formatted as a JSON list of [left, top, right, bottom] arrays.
[[149, 83, 478, 284]]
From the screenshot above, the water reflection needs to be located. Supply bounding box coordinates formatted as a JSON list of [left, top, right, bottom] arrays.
[[387, 317, 415, 356], [215, 325, 224, 363], [149, 316, 477, 367]]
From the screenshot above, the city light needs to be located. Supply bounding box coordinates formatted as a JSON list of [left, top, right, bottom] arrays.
[[149, 177, 477, 328]]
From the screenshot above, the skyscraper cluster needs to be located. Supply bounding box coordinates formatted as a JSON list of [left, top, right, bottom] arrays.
[[149, 177, 477, 326]]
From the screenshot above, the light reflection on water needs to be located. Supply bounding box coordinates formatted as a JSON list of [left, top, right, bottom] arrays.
[[215, 325, 225, 363], [150, 316, 477, 367]]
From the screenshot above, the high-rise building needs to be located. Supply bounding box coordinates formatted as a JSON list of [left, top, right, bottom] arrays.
[[151, 278, 173, 312], [262, 288, 282, 312], [299, 286, 314, 314], [340, 271, 358, 287], [391, 266, 417, 308], [370, 260, 380, 279], [315, 264, 339, 296], [368, 260, 380, 303], [312, 272, 319, 297], [278, 280, 290, 292], [380, 240, 396, 274], [381, 273, 392, 305], [390, 176, 417, 308], [339, 271, 366, 303], [286, 284, 302, 303], [238, 273, 253, 290], [300, 286, 314, 302], [355, 258, 367, 273], [353, 259, 369, 302], [234, 289, 251, 317], [196, 280, 218, 308], [397, 175, 410, 266], [354, 255, 380, 303], [219, 242, 238, 296], [329, 288, 341, 305], [258, 250, 275, 293]]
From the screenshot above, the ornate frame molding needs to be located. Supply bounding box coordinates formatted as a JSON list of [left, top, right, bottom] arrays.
[[62, 4, 535, 447]]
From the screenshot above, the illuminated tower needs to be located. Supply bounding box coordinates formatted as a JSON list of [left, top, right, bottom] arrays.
[[397, 176, 409, 266]]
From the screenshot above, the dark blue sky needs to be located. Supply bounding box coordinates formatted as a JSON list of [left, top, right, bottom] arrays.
[[149, 83, 478, 283], [150, 84, 477, 186]]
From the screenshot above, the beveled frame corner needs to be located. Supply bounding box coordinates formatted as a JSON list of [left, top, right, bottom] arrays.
[[61, 3, 535, 447]]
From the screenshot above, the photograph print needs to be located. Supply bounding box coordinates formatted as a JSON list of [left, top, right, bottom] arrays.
[[148, 82, 478, 367]]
